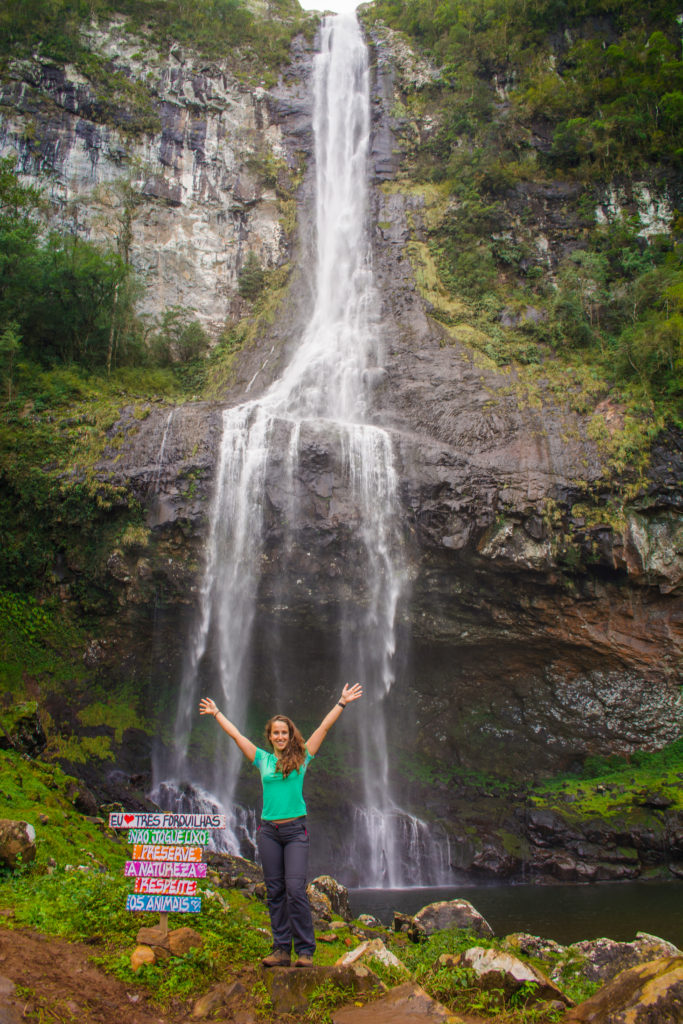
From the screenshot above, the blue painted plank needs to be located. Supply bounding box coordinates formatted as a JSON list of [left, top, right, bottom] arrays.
[[126, 894, 202, 913]]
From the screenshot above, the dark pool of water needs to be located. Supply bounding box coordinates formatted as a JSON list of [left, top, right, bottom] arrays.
[[349, 882, 683, 947]]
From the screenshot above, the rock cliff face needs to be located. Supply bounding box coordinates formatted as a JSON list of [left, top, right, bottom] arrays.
[[0, 16, 313, 332], [75, 21, 682, 759], [3, 16, 681, 877]]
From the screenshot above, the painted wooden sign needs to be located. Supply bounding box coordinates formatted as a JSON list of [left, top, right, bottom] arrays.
[[127, 828, 210, 845], [110, 812, 225, 829], [126, 894, 201, 913], [121, 809, 224, 916], [133, 877, 198, 895], [125, 861, 207, 878], [131, 844, 204, 862]]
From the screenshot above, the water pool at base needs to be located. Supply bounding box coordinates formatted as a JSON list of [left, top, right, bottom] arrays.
[[349, 882, 683, 947]]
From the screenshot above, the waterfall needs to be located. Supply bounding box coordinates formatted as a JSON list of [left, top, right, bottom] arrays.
[[152, 409, 175, 494], [153, 13, 450, 887]]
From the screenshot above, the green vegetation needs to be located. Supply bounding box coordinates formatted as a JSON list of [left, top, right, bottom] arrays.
[[0, 749, 126, 868], [238, 251, 267, 301], [0, 797, 583, 1023], [0, 0, 314, 93], [532, 736, 683, 819], [364, 0, 683, 468], [0, 158, 216, 601]]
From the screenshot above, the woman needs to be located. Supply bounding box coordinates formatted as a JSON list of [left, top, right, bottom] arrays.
[[199, 683, 363, 967]]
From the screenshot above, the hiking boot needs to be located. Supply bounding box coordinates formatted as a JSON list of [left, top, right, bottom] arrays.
[[295, 955, 314, 968], [262, 948, 291, 967]]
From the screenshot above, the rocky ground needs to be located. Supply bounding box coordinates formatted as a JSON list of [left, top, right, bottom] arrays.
[[1, 904, 682, 1024]]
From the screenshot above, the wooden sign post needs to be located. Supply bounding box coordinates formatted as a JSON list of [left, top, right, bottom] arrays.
[[109, 812, 226, 928]]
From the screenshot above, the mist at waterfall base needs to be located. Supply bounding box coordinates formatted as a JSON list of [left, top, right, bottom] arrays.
[[152, 13, 450, 889], [350, 882, 683, 948]]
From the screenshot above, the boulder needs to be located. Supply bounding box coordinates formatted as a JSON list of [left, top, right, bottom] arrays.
[[331, 981, 465, 1023], [168, 927, 203, 956], [336, 938, 405, 970], [503, 933, 567, 963], [0, 701, 46, 756], [358, 914, 381, 927], [130, 945, 155, 971], [0, 820, 36, 869], [64, 779, 99, 817], [206, 851, 264, 888], [136, 924, 170, 948], [263, 964, 384, 1014], [192, 980, 245, 1019], [440, 948, 572, 1006], [309, 874, 351, 921], [306, 885, 333, 925], [471, 834, 521, 877], [564, 955, 683, 1023], [413, 900, 494, 938], [0, 973, 22, 1024], [562, 934, 681, 985]]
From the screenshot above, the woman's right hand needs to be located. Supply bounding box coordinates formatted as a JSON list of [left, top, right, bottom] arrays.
[[199, 697, 218, 717]]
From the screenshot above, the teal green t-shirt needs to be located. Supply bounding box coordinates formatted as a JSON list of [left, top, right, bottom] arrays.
[[254, 747, 313, 820]]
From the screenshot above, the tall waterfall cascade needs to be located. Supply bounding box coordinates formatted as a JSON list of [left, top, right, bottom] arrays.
[[154, 13, 451, 887]]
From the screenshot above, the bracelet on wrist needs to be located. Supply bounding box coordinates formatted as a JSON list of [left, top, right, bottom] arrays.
[[337, 701, 346, 709], [214, 709, 220, 717]]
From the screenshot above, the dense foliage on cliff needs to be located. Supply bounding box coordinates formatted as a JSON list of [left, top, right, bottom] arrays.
[[365, 0, 682, 423], [0, 0, 307, 70]]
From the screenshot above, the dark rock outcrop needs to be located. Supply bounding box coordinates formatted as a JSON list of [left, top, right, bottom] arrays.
[[564, 955, 683, 1024], [0, 702, 46, 757]]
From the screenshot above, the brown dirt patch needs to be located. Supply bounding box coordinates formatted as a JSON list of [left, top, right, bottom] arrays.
[[0, 927, 176, 1024]]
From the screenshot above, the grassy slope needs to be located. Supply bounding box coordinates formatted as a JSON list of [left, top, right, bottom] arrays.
[[0, 753, 597, 1022]]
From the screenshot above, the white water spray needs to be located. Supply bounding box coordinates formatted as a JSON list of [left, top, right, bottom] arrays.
[[154, 14, 449, 885]]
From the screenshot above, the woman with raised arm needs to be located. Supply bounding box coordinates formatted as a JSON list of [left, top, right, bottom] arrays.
[[199, 683, 363, 968]]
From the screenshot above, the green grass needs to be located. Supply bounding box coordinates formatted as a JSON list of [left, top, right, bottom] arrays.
[[0, 749, 126, 869], [531, 737, 683, 819], [0, 807, 605, 1022], [0, 590, 89, 695]]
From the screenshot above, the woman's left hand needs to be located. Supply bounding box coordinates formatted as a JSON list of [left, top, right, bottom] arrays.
[[341, 683, 363, 704]]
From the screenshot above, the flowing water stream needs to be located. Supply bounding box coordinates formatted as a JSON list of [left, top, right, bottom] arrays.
[[153, 13, 449, 886]]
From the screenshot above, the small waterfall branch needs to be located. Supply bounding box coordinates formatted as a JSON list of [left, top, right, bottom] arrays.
[[154, 13, 450, 885]]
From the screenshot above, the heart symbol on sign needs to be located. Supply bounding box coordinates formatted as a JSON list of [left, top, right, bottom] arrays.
[[124, 814, 134, 824]]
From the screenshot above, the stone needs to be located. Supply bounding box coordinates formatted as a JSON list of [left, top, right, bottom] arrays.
[[136, 925, 170, 948], [412, 900, 494, 938], [192, 981, 245, 1018], [0, 1002, 23, 1024], [64, 780, 98, 817], [206, 851, 264, 887], [0, 978, 16, 999], [563, 955, 683, 1023], [130, 945, 156, 971], [503, 933, 567, 962], [307, 887, 333, 925], [441, 948, 572, 1006], [358, 914, 381, 927], [331, 981, 464, 1023], [309, 874, 351, 921], [0, 820, 36, 869], [168, 927, 203, 956], [562, 935, 682, 984], [263, 964, 384, 1015], [336, 938, 405, 970], [0, 701, 46, 756]]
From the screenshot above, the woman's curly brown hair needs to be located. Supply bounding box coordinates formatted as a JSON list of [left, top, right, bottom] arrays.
[[264, 715, 307, 778]]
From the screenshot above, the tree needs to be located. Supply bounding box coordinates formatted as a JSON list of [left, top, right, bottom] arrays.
[[237, 251, 266, 301], [0, 321, 21, 400]]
